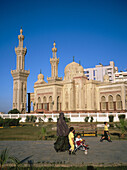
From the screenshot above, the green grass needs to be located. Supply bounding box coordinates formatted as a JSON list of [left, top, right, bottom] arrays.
[[0, 122, 127, 140], [0, 124, 57, 140]]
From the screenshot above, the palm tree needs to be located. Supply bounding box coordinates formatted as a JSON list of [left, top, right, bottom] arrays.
[[10, 155, 32, 169], [0, 148, 9, 169], [0, 148, 32, 170]]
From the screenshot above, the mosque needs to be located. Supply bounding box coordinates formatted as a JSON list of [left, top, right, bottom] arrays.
[[11, 29, 127, 114]]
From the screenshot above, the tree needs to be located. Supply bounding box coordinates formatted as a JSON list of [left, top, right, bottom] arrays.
[[115, 119, 127, 138], [118, 114, 125, 121], [0, 148, 10, 169], [109, 115, 114, 127], [90, 116, 94, 122], [84, 116, 89, 122], [40, 127, 47, 140], [8, 109, 20, 114]]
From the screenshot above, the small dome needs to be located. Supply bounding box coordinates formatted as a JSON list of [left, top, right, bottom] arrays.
[[52, 41, 57, 53], [38, 73, 44, 80], [64, 61, 84, 80]]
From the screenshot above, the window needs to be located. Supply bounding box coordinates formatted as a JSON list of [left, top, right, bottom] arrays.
[[84, 71, 89, 74], [108, 95, 114, 110], [93, 70, 95, 76], [101, 96, 106, 110], [116, 94, 122, 110]]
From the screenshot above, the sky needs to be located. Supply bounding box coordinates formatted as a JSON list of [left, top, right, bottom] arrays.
[[0, 0, 127, 113]]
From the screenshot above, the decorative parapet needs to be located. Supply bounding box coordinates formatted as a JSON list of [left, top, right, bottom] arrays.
[[15, 46, 27, 56], [11, 69, 30, 74], [47, 76, 62, 82]]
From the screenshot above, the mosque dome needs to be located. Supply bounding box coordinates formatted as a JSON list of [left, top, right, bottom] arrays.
[[64, 61, 84, 80], [34, 71, 46, 85], [38, 73, 44, 80]]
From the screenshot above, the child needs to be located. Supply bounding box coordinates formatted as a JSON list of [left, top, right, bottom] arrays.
[[68, 127, 75, 155], [75, 133, 89, 152], [100, 122, 112, 142]]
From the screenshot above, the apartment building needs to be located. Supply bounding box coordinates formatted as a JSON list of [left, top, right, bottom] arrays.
[[114, 71, 127, 82], [84, 61, 118, 82]]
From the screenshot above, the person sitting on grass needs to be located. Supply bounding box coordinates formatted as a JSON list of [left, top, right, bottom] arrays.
[[68, 127, 75, 155], [100, 122, 112, 142]]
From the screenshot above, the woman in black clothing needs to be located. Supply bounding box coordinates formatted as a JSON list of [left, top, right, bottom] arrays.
[[54, 112, 69, 152]]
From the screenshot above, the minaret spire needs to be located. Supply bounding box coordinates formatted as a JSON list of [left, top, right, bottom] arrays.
[[18, 27, 24, 47], [47, 41, 62, 82], [11, 28, 30, 113], [52, 41, 57, 58], [15, 28, 27, 70]]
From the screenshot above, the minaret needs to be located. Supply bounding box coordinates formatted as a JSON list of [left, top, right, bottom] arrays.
[[47, 41, 62, 82], [11, 28, 30, 113]]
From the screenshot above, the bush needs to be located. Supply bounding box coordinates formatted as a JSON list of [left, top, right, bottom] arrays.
[[0, 118, 20, 127], [25, 116, 37, 122], [64, 117, 70, 122], [109, 115, 114, 127], [118, 114, 125, 121], [39, 117, 43, 122], [41, 127, 47, 140], [8, 109, 20, 114], [90, 116, 94, 122], [48, 118, 53, 122], [84, 116, 89, 122], [116, 119, 127, 137], [30, 116, 37, 122], [109, 115, 114, 122], [25, 116, 30, 122]]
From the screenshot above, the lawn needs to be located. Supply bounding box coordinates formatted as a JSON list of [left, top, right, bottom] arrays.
[[0, 122, 126, 140]]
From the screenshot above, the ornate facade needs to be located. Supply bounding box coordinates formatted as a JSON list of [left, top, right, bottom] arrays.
[[30, 42, 127, 113]]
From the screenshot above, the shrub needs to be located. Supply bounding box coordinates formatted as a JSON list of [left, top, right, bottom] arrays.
[[8, 109, 20, 114], [90, 116, 94, 122], [84, 116, 89, 122], [64, 117, 70, 122], [0, 118, 20, 127], [115, 119, 127, 137], [109, 115, 114, 122], [39, 117, 43, 122], [30, 116, 37, 122], [48, 118, 53, 122], [118, 114, 125, 121], [25, 116, 30, 122], [109, 115, 114, 127], [41, 127, 47, 140]]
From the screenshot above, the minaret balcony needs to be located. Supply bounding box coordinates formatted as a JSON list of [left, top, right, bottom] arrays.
[[47, 76, 62, 82], [15, 47, 27, 56]]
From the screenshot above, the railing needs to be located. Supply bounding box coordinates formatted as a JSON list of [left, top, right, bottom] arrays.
[[0, 113, 127, 122]]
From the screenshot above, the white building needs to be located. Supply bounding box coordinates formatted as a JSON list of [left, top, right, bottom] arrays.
[[84, 61, 118, 82], [114, 71, 127, 83]]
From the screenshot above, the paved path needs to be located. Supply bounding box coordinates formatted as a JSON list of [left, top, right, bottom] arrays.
[[0, 137, 127, 165]]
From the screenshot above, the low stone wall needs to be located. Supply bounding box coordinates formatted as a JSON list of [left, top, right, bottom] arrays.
[[0, 112, 127, 122]]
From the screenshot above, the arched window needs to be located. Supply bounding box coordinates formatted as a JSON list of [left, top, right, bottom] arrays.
[[49, 96, 53, 111], [43, 96, 47, 110], [108, 95, 114, 110], [57, 96, 60, 111], [101, 96, 106, 110], [43, 96, 47, 103], [38, 97, 42, 109], [116, 94, 122, 110]]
